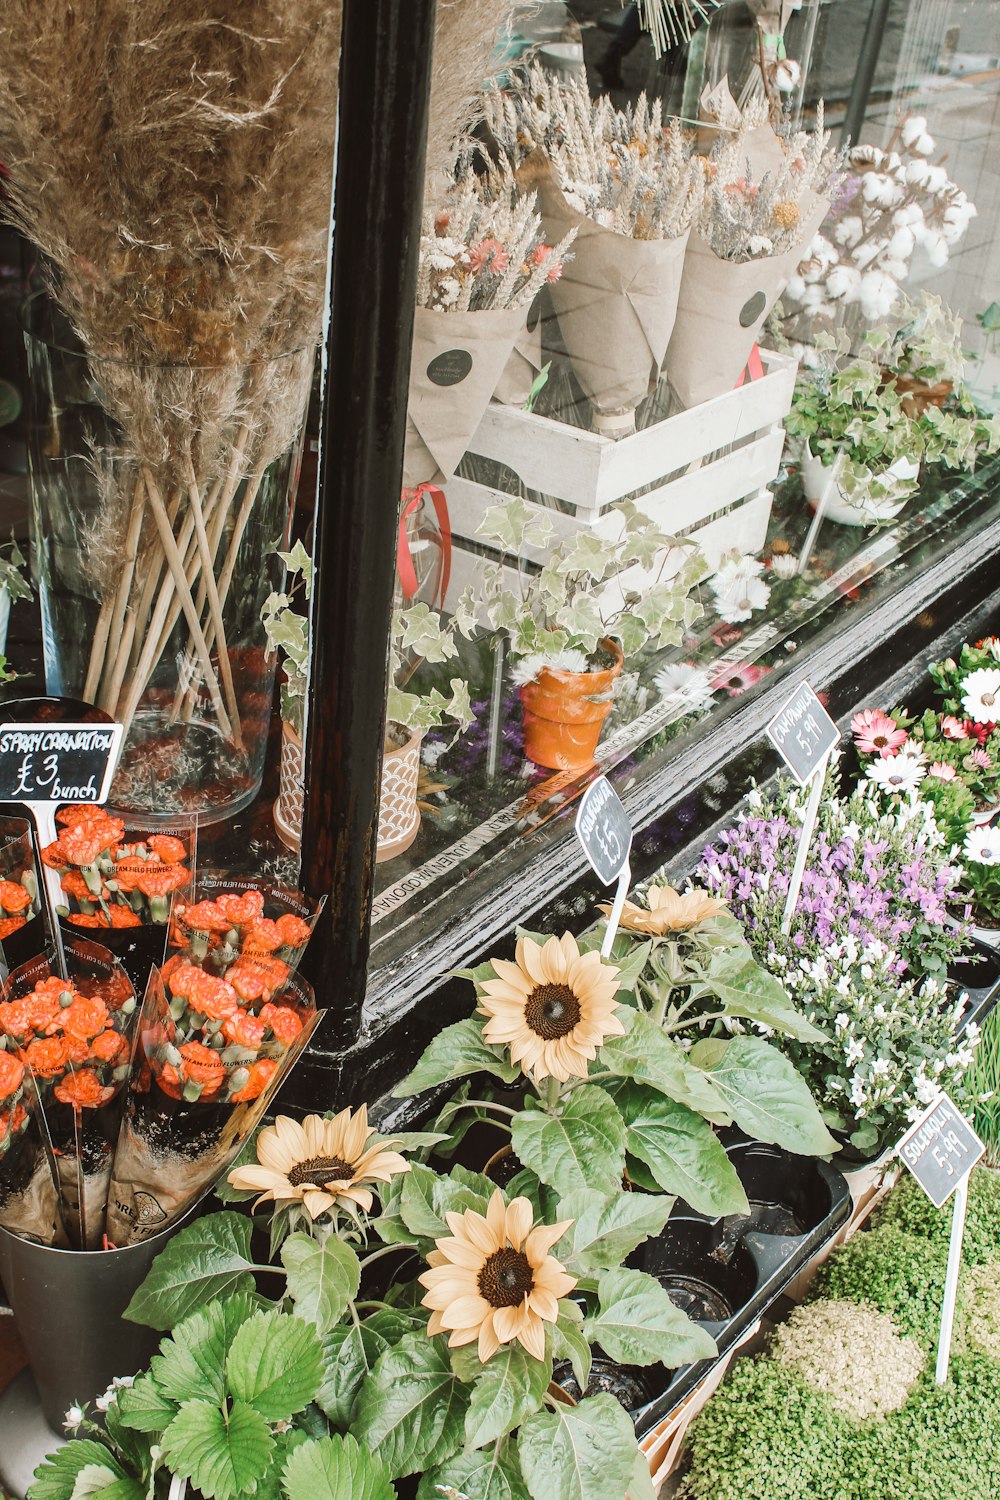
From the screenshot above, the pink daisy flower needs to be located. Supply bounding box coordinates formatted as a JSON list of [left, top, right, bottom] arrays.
[[941, 715, 968, 741], [928, 762, 956, 781], [969, 747, 992, 771], [850, 708, 907, 758], [710, 662, 772, 697]]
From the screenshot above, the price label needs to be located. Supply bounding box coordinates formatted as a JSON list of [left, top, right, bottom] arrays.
[[897, 1092, 984, 1209], [765, 680, 840, 785], [0, 722, 123, 804], [575, 776, 632, 886]]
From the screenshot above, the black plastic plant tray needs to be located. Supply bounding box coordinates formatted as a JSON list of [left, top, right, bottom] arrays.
[[630, 1136, 852, 1440], [952, 936, 1000, 1038]]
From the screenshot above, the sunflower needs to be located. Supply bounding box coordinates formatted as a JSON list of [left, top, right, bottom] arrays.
[[226, 1107, 410, 1219], [420, 1190, 576, 1362], [477, 932, 624, 1083], [602, 883, 728, 935]]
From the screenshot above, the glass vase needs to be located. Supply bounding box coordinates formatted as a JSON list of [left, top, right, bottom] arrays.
[[22, 297, 311, 823]]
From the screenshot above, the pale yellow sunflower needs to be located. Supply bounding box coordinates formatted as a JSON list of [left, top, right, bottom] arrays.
[[477, 932, 624, 1083], [601, 883, 728, 936], [226, 1107, 410, 1219], [419, 1190, 576, 1362]]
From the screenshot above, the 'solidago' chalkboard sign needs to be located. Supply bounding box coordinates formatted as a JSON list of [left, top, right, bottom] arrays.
[[897, 1092, 984, 1210], [765, 680, 841, 785], [575, 776, 632, 887], [0, 723, 124, 804]]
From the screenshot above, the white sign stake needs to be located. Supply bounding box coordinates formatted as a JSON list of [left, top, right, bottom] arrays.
[[781, 751, 830, 936], [29, 802, 69, 981], [575, 776, 634, 957], [896, 1092, 985, 1386]]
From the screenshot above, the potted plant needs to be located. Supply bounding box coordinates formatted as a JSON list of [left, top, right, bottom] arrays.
[[475, 497, 709, 771], [699, 762, 975, 1158], [263, 549, 475, 861]]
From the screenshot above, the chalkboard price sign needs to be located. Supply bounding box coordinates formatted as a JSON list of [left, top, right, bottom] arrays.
[[0, 722, 124, 805], [575, 776, 632, 887], [897, 1092, 984, 1209], [766, 680, 841, 785]]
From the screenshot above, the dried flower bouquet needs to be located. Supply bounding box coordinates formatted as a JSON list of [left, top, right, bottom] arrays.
[[488, 67, 703, 426], [0, 3, 342, 815]]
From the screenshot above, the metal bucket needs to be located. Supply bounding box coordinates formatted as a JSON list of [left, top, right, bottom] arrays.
[[0, 1207, 193, 1428]]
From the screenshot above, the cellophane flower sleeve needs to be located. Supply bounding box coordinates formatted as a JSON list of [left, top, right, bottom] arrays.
[[105, 956, 322, 1246], [0, 939, 138, 1248]]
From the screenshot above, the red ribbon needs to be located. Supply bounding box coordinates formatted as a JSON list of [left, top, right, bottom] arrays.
[[734, 343, 766, 388], [398, 483, 452, 609]]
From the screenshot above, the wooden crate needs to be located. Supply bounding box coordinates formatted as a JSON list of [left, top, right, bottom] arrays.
[[443, 348, 796, 611]]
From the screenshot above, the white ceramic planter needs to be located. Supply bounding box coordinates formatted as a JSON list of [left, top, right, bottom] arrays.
[[801, 442, 917, 526], [273, 719, 305, 852]]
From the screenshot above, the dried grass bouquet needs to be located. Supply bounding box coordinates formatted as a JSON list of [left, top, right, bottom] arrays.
[[0, 2, 342, 812]]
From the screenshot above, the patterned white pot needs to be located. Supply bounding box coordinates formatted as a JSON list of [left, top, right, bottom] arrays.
[[273, 719, 305, 852], [274, 718, 422, 863], [376, 726, 422, 863]]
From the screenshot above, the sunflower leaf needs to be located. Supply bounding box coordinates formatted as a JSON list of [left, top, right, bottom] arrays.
[[584, 1268, 716, 1367], [548, 1301, 591, 1392], [687, 1036, 841, 1156], [282, 1233, 361, 1334], [511, 1088, 626, 1199], [394, 1019, 521, 1098], [610, 1082, 750, 1218], [281, 1433, 396, 1500], [518, 1394, 638, 1500], [418, 1445, 531, 1500], [354, 1332, 469, 1479], [150, 1293, 259, 1407], [465, 1342, 552, 1450], [599, 1009, 731, 1124], [686, 948, 826, 1042], [160, 1399, 273, 1500], [556, 1186, 675, 1275], [226, 1309, 325, 1421], [124, 1212, 257, 1331]]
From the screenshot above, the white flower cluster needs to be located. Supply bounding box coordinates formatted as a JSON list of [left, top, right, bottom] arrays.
[[508, 648, 589, 687], [786, 116, 976, 326], [778, 937, 978, 1130], [709, 551, 770, 624], [653, 660, 716, 712]]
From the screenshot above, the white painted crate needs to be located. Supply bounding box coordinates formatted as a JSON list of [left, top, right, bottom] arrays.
[[443, 348, 797, 612]]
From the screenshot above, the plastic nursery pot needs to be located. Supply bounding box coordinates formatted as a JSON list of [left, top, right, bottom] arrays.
[[482, 1143, 525, 1189], [518, 638, 624, 772], [632, 1217, 759, 1324], [376, 724, 423, 863], [551, 1354, 664, 1414], [725, 1140, 840, 1238]]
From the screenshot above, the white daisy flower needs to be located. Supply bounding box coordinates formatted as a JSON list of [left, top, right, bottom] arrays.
[[770, 553, 799, 580], [713, 576, 770, 624], [653, 661, 716, 712], [961, 667, 1000, 724], [964, 825, 1000, 867], [867, 752, 926, 794]]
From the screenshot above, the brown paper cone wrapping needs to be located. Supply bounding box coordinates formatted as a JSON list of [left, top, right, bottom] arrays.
[[537, 178, 689, 414], [403, 304, 527, 486], [664, 194, 828, 409], [494, 310, 544, 408]]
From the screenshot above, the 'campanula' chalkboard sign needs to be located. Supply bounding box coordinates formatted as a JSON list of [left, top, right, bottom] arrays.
[[766, 680, 841, 785]]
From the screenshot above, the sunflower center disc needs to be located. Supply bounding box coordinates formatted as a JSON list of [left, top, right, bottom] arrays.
[[288, 1154, 354, 1187], [478, 1246, 535, 1308], [525, 983, 581, 1039]]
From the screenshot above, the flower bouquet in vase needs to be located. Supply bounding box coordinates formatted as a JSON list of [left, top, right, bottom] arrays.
[[489, 67, 702, 436], [664, 90, 837, 408], [0, 5, 342, 823]]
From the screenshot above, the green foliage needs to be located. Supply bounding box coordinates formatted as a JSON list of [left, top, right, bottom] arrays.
[[475, 496, 708, 671], [583, 1267, 716, 1368], [260, 540, 314, 735], [281, 1233, 361, 1334], [386, 600, 477, 737], [125, 1212, 258, 1330], [969, 1005, 1000, 1163], [517, 1394, 639, 1500], [510, 1087, 627, 1199], [813, 1222, 952, 1348], [282, 1434, 397, 1500], [393, 1017, 521, 1097], [354, 1332, 469, 1480], [875, 1165, 1000, 1267], [687, 1036, 840, 1156]]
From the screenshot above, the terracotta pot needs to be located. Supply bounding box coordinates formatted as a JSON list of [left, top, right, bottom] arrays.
[[273, 718, 304, 852], [376, 725, 423, 863], [519, 639, 624, 771], [881, 369, 953, 418]]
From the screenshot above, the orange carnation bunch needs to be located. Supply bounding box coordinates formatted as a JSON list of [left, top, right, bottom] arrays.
[[0, 970, 134, 1115], [41, 807, 193, 931], [169, 881, 318, 1008]]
